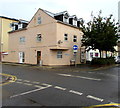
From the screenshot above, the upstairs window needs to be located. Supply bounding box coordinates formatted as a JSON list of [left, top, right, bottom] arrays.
[[37, 17, 41, 24], [57, 51, 62, 58], [19, 37, 25, 43], [64, 34, 68, 41], [64, 17, 68, 23], [73, 35, 77, 42], [73, 20, 77, 26], [72, 16, 77, 26], [36, 34, 42, 42], [63, 13, 69, 23]]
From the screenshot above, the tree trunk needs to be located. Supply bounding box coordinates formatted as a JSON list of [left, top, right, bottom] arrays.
[[106, 51, 107, 58], [99, 50, 102, 58]]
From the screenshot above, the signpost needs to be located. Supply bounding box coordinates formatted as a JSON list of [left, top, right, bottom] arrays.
[[73, 45, 78, 67], [73, 45, 78, 50]]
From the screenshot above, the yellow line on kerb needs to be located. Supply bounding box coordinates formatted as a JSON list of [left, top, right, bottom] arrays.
[[83, 103, 120, 108], [0, 73, 17, 86]]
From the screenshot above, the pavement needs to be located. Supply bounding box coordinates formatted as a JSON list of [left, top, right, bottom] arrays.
[[2, 62, 120, 71]]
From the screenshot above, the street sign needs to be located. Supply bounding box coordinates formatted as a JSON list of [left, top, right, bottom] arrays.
[[73, 50, 77, 53], [73, 45, 78, 50]]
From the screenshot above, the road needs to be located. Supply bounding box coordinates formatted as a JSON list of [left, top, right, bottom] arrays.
[[2, 63, 120, 107]]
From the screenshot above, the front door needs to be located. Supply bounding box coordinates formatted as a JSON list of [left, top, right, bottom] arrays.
[[19, 52, 25, 63], [37, 51, 41, 65]]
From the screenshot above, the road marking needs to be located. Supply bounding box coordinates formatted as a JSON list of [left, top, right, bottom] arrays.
[[89, 103, 120, 107], [0, 73, 17, 86], [87, 95, 104, 102], [16, 81, 22, 84], [58, 73, 101, 81], [9, 80, 15, 82], [69, 90, 83, 95], [41, 83, 52, 87], [23, 83, 32, 86], [109, 102, 120, 106], [58, 74, 72, 77], [34, 85, 43, 88], [76, 76, 101, 81], [24, 80, 30, 83], [17, 79, 22, 81], [54, 86, 66, 91], [32, 81, 40, 84], [10, 87, 46, 98]]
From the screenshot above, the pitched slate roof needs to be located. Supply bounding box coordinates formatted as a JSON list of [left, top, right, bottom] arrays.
[[0, 16, 19, 21], [42, 9, 55, 18]]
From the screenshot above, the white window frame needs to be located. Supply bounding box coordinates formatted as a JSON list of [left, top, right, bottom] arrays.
[[73, 35, 77, 42], [63, 16, 69, 23], [64, 34, 68, 41], [63, 13, 69, 23], [37, 17, 41, 24], [90, 52, 93, 58], [36, 34, 42, 42], [57, 51, 62, 58], [18, 24, 23, 29], [73, 20, 77, 26]]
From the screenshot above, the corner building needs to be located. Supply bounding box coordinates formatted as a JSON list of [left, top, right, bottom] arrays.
[[5, 8, 85, 65], [0, 16, 19, 61]]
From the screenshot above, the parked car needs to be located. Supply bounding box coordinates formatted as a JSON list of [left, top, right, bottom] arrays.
[[114, 56, 120, 64]]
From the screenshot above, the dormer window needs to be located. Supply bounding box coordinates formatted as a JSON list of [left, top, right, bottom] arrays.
[[69, 15, 78, 26], [63, 13, 69, 23], [73, 16, 77, 26], [64, 17, 68, 23]]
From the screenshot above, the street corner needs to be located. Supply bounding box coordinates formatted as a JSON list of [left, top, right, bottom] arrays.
[[0, 73, 17, 86], [83, 103, 120, 108]]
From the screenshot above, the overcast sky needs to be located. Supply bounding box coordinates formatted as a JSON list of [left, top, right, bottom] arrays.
[[0, 0, 119, 22]]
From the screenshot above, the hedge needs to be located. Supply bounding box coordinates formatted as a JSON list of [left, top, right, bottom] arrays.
[[91, 57, 115, 65]]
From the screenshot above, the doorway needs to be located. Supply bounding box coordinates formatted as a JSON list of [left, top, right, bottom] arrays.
[[19, 52, 25, 63], [37, 51, 41, 65]]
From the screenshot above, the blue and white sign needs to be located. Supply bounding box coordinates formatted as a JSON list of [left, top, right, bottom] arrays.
[[73, 45, 78, 50]]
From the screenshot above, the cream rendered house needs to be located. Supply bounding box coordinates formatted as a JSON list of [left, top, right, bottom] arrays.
[[0, 16, 28, 61], [5, 8, 85, 65], [0, 16, 19, 61]]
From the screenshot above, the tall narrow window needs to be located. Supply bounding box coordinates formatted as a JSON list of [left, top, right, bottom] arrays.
[[37, 17, 41, 24], [57, 51, 62, 58], [64, 13, 69, 23], [90, 52, 93, 58], [64, 34, 68, 41], [73, 35, 77, 42], [36, 34, 42, 42]]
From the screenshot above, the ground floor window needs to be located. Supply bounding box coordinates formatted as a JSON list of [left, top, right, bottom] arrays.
[[90, 52, 93, 58], [95, 53, 99, 57], [57, 51, 62, 58]]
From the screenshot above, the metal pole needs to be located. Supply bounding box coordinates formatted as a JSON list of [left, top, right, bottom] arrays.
[[74, 52, 77, 67]]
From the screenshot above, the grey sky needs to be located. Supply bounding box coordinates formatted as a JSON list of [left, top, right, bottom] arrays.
[[0, 0, 119, 22]]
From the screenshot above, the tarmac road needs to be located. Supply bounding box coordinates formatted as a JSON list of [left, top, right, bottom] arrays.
[[1, 63, 120, 107]]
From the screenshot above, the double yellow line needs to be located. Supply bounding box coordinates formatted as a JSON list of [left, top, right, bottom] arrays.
[[0, 73, 17, 86], [83, 103, 120, 108]]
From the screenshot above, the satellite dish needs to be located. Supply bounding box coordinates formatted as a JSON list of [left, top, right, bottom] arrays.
[[58, 40, 63, 44]]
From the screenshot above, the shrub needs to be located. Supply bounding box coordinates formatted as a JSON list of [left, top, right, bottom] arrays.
[[91, 57, 115, 65]]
